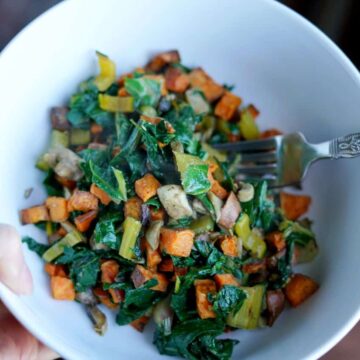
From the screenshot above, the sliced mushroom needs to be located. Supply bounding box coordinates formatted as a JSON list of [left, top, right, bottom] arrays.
[[208, 191, 223, 222], [146, 220, 164, 250], [86, 305, 107, 335], [218, 192, 241, 229], [237, 182, 255, 203], [266, 289, 285, 326], [192, 199, 208, 215], [76, 290, 99, 306]]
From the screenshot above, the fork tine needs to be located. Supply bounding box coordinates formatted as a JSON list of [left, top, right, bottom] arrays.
[[236, 163, 277, 175], [239, 151, 277, 163], [212, 137, 277, 152]]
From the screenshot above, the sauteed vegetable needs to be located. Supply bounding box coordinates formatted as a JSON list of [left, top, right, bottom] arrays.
[[21, 50, 319, 360]]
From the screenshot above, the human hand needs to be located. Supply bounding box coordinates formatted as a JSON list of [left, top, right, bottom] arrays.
[[0, 224, 58, 360]]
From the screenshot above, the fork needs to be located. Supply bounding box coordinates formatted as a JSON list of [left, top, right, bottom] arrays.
[[212, 132, 360, 188]]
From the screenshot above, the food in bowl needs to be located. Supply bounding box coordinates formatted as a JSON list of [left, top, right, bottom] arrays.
[[21, 50, 319, 359]]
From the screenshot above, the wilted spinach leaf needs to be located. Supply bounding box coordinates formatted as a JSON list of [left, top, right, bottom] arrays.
[[43, 170, 64, 197], [212, 285, 247, 318], [125, 78, 161, 108], [22, 236, 49, 257], [182, 164, 211, 195]]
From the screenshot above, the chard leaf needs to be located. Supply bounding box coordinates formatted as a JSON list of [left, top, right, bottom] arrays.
[[22, 236, 49, 257], [212, 285, 247, 318], [182, 164, 211, 196], [125, 78, 161, 108]]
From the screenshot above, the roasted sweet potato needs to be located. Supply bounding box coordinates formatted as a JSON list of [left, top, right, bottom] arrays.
[[242, 260, 267, 274], [219, 235, 238, 257], [55, 175, 76, 190], [194, 279, 216, 319], [101, 260, 120, 284], [68, 189, 99, 212], [118, 87, 129, 97], [45, 263, 67, 277], [90, 184, 111, 205], [21, 205, 50, 224], [50, 276, 75, 301], [135, 173, 161, 202], [146, 50, 180, 72], [280, 192, 311, 221], [265, 231, 286, 252], [165, 67, 190, 93], [260, 128, 283, 139], [214, 92, 242, 121], [131, 316, 150, 332], [90, 123, 103, 135], [145, 242, 162, 271], [124, 197, 143, 220], [266, 289, 285, 326], [189, 68, 224, 102], [214, 273, 239, 289], [131, 265, 168, 292], [218, 192, 241, 229], [158, 258, 175, 272], [208, 172, 228, 200], [150, 207, 166, 221], [284, 273, 319, 307], [45, 197, 69, 222], [160, 228, 195, 257], [109, 288, 124, 304], [93, 287, 118, 309], [74, 210, 98, 232]]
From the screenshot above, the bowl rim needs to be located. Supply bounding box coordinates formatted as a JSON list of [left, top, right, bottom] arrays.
[[1, 0, 360, 359]]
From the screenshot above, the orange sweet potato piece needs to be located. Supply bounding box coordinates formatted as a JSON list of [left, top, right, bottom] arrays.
[[90, 184, 111, 205], [261, 128, 283, 139], [218, 192, 241, 229], [131, 265, 168, 292], [214, 274, 239, 289], [101, 260, 120, 284], [93, 287, 118, 309], [135, 173, 161, 202], [131, 316, 150, 332], [74, 210, 98, 232], [219, 235, 238, 257], [90, 123, 103, 135], [189, 68, 224, 102], [165, 67, 190, 93], [208, 172, 228, 200], [150, 207, 166, 221], [160, 228, 195, 257], [55, 175, 76, 190], [145, 242, 162, 271], [280, 192, 311, 221], [68, 189, 99, 212], [284, 273, 319, 307], [45, 263, 67, 277], [124, 197, 143, 221], [45, 197, 69, 223], [194, 279, 216, 319], [265, 231, 286, 252], [242, 260, 267, 274], [214, 92, 242, 121], [109, 288, 124, 304], [146, 50, 180, 72], [118, 87, 129, 97], [158, 258, 175, 272], [21, 205, 50, 224], [50, 276, 75, 301]]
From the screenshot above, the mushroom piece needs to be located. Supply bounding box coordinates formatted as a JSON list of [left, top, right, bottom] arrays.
[[85, 305, 108, 336], [218, 192, 241, 229], [76, 290, 99, 307], [237, 182, 255, 203]]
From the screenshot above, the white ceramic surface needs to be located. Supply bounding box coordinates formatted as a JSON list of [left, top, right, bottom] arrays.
[[1, 0, 360, 359]]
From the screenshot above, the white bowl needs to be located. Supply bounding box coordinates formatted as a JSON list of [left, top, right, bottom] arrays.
[[1, 0, 360, 359]]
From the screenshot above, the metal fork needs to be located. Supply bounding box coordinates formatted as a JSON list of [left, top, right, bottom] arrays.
[[212, 132, 360, 188]]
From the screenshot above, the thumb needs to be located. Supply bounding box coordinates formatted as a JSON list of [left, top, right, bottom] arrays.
[[0, 224, 33, 295]]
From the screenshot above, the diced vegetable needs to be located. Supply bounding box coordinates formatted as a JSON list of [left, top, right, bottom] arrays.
[[165, 67, 189, 93], [266, 289, 285, 326], [208, 191, 223, 222], [194, 279, 216, 319], [119, 217, 142, 260], [45, 263, 67, 277], [70, 129, 91, 146], [90, 184, 112, 205], [50, 276, 76, 301], [124, 197, 143, 221], [150, 207, 166, 221], [158, 258, 174, 273], [131, 265, 169, 292], [135, 173, 161, 202], [214, 92, 242, 121], [157, 185, 193, 220], [86, 305, 108, 335], [145, 242, 162, 271], [265, 231, 286, 252], [146, 220, 164, 250], [242, 260, 266, 274], [208, 172, 228, 200], [218, 235, 238, 257], [101, 260, 119, 283], [50, 129, 69, 148], [160, 228, 195, 257], [131, 316, 150, 332], [237, 182, 255, 203], [50, 107, 70, 131], [214, 274, 239, 289], [238, 109, 260, 140], [68, 189, 99, 212], [21, 205, 50, 224], [185, 89, 210, 114], [226, 285, 265, 329], [280, 192, 311, 220], [42, 230, 84, 262], [146, 50, 180, 72], [99, 94, 134, 113], [218, 192, 241, 229], [93, 288, 118, 309], [190, 215, 214, 234], [292, 239, 318, 265], [284, 274, 319, 307], [45, 197, 69, 223], [94, 51, 116, 91]]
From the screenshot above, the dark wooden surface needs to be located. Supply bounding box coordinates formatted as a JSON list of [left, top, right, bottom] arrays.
[[0, 1, 359, 359]]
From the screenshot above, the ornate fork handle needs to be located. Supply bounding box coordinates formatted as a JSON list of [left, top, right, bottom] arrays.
[[329, 133, 360, 159]]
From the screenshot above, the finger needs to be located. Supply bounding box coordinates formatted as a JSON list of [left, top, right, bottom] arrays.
[[0, 224, 33, 295]]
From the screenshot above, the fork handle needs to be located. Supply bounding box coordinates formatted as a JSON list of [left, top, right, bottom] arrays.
[[328, 132, 360, 159]]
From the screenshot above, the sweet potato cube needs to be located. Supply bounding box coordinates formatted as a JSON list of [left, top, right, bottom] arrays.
[[189, 68, 224, 102], [68, 189, 99, 212], [131, 265, 168, 292], [242, 260, 266, 274], [285, 273, 319, 307], [194, 279, 216, 319], [21, 205, 50, 224], [214, 274, 239, 289], [165, 67, 190, 93], [124, 197, 143, 220], [208, 172, 228, 200], [158, 258, 174, 272], [150, 207, 166, 221], [101, 260, 120, 284], [55, 175, 76, 190], [45, 197, 69, 223], [45, 263, 67, 277], [135, 173, 161, 202], [131, 316, 150, 332], [218, 192, 241, 229], [265, 231, 286, 252], [50, 276, 75, 301], [146, 50, 180, 72], [74, 210, 98, 232], [215, 92, 242, 121], [90, 184, 111, 205], [152, 273, 169, 292], [145, 242, 162, 271], [109, 288, 124, 304], [160, 228, 195, 257], [219, 235, 238, 257], [280, 192, 311, 220], [93, 288, 118, 309]]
